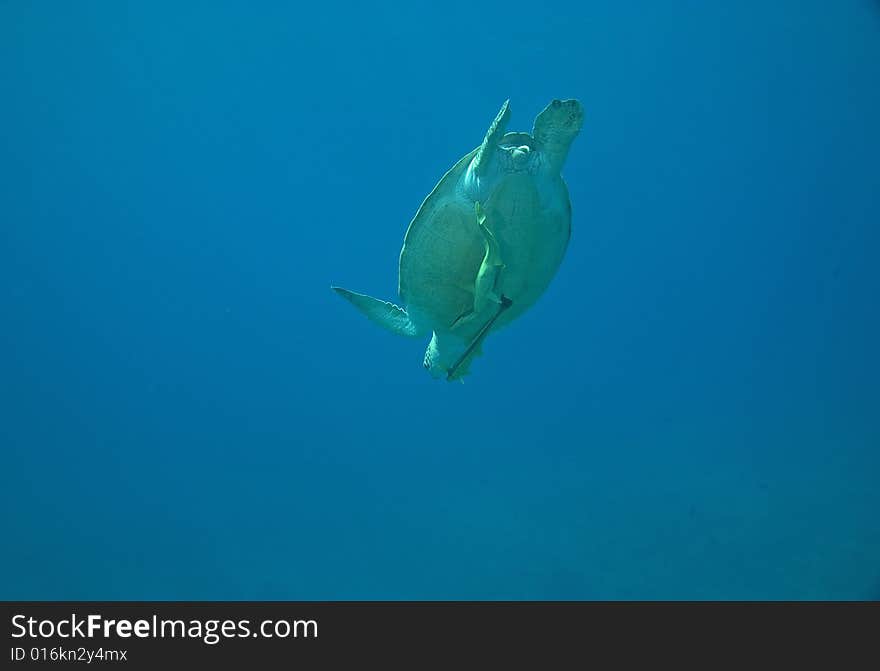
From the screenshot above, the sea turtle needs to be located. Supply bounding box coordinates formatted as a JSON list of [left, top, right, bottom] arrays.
[[333, 98, 584, 380]]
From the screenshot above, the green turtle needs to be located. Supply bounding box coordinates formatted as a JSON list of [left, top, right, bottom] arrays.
[[333, 98, 584, 380]]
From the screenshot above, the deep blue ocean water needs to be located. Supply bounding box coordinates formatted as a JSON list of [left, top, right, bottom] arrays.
[[2, 2, 878, 599]]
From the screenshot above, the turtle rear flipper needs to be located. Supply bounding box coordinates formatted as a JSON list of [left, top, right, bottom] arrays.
[[446, 295, 513, 381], [332, 287, 424, 337]]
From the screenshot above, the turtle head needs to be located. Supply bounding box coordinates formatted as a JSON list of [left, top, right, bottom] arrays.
[[532, 98, 584, 172]]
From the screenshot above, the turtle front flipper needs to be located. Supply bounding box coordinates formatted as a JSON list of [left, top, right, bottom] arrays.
[[448, 203, 504, 330], [332, 286, 424, 337], [472, 202, 505, 313], [471, 99, 511, 179]]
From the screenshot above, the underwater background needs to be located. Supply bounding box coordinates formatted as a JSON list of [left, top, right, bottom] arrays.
[[2, 1, 878, 600]]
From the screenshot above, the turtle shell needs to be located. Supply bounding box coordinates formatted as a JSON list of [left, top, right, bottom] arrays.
[[399, 132, 571, 341], [398, 147, 484, 330]]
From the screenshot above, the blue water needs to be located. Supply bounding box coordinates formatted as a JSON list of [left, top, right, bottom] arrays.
[[2, 2, 878, 600]]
